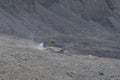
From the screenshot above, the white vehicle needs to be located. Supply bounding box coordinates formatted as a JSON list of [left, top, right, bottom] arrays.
[[39, 42, 66, 53]]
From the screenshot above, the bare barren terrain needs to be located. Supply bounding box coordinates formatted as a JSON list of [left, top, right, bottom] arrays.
[[0, 0, 120, 80], [0, 35, 120, 80]]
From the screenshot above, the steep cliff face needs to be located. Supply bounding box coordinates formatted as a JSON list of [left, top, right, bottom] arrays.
[[0, 0, 120, 58]]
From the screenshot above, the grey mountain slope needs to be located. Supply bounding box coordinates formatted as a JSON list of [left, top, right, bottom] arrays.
[[48, 3, 111, 38], [36, 3, 110, 37], [0, 0, 119, 36], [58, 0, 108, 20], [0, 0, 120, 59], [1, 1, 120, 79], [57, 0, 120, 32], [0, 4, 59, 39], [0, 8, 29, 36]]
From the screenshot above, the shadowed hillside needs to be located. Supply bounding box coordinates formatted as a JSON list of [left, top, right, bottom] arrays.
[[0, 0, 120, 59]]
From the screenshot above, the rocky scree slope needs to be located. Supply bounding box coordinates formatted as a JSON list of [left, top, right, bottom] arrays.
[[0, 36, 120, 80]]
